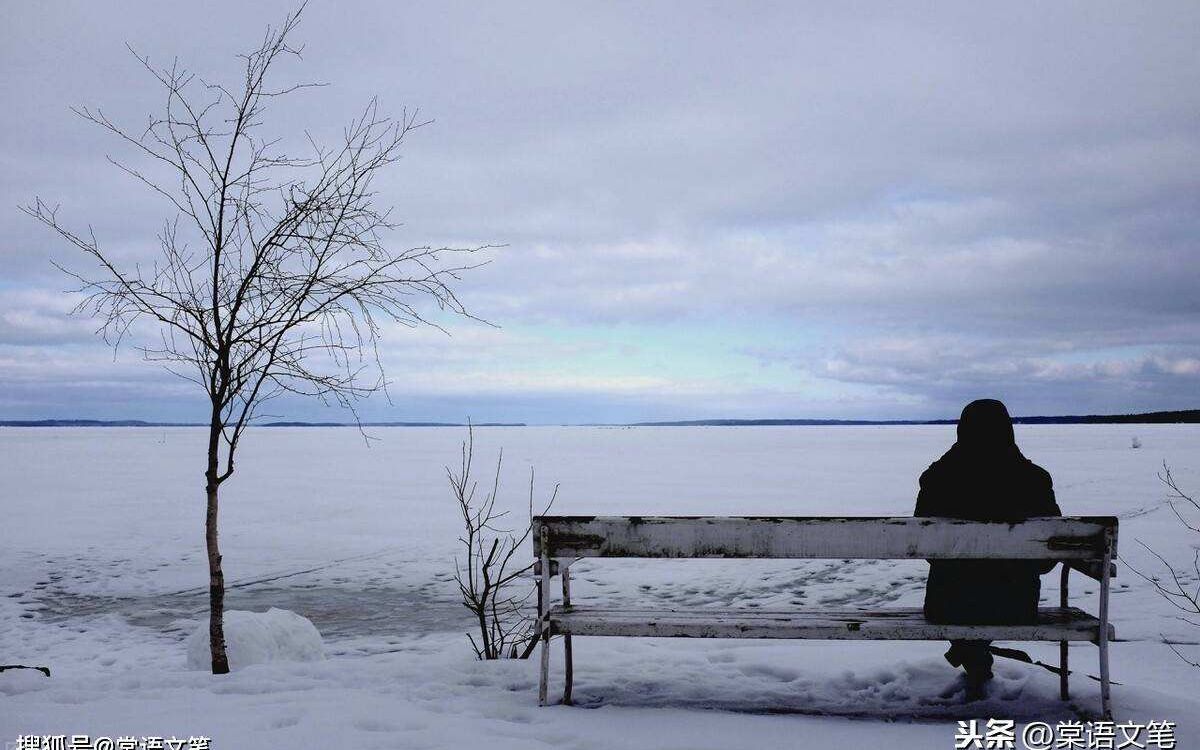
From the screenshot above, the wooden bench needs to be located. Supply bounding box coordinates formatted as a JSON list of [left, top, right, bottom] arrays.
[[533, 515, 1118, 717]]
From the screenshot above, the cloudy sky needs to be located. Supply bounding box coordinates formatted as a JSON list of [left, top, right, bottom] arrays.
[[2, 1, 1198, 423]]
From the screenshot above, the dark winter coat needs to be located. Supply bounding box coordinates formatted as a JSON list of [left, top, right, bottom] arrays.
[[914, 399, 1062, 625]]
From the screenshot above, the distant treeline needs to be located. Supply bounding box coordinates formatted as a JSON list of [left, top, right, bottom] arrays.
[[633, 409, 1200, 427], [3, 409, 1198, 428], [258, 421, 526, 427], [0, 419, 525, 428], [0, 419, 183, 427]]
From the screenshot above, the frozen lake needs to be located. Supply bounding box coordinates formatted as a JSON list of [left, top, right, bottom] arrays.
[[3, 424, 1198, 746], [3, 424, 1198, 643]]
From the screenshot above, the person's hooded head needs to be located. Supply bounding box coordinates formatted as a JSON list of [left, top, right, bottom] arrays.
[[955, 399, 1018, 457]]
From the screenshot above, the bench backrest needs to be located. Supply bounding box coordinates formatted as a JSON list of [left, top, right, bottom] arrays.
[[533, 516, 1117, 563]]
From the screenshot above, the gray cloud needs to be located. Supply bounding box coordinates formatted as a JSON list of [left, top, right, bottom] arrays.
[[2, 1, 1198, 420]]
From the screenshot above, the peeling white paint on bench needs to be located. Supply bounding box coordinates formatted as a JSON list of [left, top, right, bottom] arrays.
[[547, 605, 1115, 642], [533, 515, 1118, 718], [533, 516, 1117, 560]]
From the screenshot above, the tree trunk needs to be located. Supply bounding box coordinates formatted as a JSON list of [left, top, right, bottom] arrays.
[[206, 420, 230, 674], [476, 605, 492, 659]]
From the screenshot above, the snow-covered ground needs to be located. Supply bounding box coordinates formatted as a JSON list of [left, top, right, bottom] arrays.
[[2, 424, 1198, 748]]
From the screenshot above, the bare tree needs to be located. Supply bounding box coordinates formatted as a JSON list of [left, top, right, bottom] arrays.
[[22, 7, 486, 673], [447, 425, 557, 659], [1127, 463, 1200, 668]]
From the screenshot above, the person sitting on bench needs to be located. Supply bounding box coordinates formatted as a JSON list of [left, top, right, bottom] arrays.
[[915, 398, 1062, 694]]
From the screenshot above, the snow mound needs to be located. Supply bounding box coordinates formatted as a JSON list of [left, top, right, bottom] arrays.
[[186, 608, 324, 671], [0, 668, 51, 696]]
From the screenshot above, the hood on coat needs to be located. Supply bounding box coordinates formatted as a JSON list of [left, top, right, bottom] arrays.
[[956, 398, 1016, 454]]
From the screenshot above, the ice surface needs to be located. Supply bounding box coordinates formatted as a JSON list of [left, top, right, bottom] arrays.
[[184, 608, 324, 671], [2, 425, 1198, 747]]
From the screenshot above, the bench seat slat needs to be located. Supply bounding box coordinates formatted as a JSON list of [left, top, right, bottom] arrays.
[[547, 605, 1114, 642]]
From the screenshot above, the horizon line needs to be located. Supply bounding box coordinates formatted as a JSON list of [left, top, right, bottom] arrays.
[[2, 408, 1198, 428]]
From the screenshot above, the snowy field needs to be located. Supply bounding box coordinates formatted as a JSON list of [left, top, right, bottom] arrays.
[[2, 424, 1198, 748]]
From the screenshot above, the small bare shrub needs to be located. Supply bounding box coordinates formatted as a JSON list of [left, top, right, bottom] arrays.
[[447, 426, 557, 659], [1128, 462, 1199, 667]]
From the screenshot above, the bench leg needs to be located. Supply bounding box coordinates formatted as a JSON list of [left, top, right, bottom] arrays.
[[1099, 639, 1111, 719], [1059, 642, 1069, 700], [1098, 545, 1113, 719], [538, 631, 550, 706], [1059, 564, 1070, 701], [562, 565, 573, 705], [563, 635, 573, 705], [537, 531, 552, 707]]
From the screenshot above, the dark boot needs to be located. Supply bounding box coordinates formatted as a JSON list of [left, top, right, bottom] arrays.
[[946, 640, 994, 699]]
